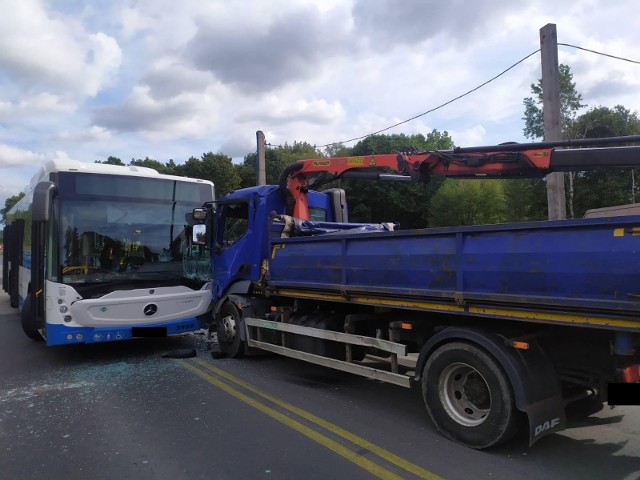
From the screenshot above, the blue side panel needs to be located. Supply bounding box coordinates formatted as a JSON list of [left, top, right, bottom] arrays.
[[267, 216, 640, 314], [45, 317, 201, 346]]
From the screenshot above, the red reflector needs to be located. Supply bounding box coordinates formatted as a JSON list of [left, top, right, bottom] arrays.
[[400, 322, 413, 330], [622, 364, 640, 383], [512, 341, 530, 350]]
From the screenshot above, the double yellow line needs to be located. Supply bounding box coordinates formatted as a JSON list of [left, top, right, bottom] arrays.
[[177, 358, 443, 480]]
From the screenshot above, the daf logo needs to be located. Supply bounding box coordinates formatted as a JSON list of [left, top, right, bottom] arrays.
[[143, 304, 158, 316]]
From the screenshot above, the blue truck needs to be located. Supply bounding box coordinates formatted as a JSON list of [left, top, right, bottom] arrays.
[[193, 137, 640, 449]]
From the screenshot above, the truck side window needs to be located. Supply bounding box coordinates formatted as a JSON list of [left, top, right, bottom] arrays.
[[220, 202, 249, 246]]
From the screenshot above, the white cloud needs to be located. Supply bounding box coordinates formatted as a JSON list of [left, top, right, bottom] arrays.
[[449, 125, 488, 147], [0, 0, 639, 191], [120, 6, 153, 39], [0, 0, 122, 97], [0, 143, 46, 167], [56, 126, 112, 143], [235, 96, 345, 126]]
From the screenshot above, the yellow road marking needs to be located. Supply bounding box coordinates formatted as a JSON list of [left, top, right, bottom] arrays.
[[190, 358, 442, 480], [177, 360, 406, 480]]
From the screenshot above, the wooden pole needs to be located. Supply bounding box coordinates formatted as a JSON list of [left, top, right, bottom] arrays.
[[256, 131, 266, 186], [540, 24, 566, 220]]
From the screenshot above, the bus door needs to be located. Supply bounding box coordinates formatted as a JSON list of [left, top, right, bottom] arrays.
[[8, 219, 24, 308]]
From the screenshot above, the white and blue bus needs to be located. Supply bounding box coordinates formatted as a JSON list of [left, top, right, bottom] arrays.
[[2, 159, 214, 346]]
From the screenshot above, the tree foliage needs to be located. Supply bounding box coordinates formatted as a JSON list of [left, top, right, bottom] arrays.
[[238, 141, 321, 188], [95, 156, 125, 165], [174, 152, 241, 198], [570, 105, 640, 216], [521, 64, 586, 221], [519, 64, 640, 219], [573, 105, 640, 139], [1, 192, 26, 225], [430, 180, 507, 227], [502, 179, 547, 222], [130, 157, 176, 174], [343, 131, 453, 228], [85, 96, 640, 229], [522, 64, 586, 140]]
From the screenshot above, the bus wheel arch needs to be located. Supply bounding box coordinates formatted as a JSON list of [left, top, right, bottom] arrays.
[[21, 293, 43, 341]]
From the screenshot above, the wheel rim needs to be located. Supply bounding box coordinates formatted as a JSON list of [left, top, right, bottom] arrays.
[[218, 314, 237, 344], [438, 362, 491, 427]]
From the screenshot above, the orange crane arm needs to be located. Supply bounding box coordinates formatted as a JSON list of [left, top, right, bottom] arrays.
[[278, 136, 640, 220]]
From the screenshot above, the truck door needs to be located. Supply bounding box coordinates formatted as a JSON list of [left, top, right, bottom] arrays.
[[212, 199, 253, 299]]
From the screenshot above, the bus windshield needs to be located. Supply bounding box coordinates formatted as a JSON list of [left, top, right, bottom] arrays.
[[56, 173, 211, 289]]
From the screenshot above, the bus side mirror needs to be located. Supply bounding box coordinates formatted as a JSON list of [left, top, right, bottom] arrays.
[[33, 181, 57, 222]]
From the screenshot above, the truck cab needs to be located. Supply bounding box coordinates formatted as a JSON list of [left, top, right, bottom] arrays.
[[207, 185, 347, 303]]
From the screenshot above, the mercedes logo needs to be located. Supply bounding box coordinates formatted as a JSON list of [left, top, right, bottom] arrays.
[[143, 303, 158, 316]]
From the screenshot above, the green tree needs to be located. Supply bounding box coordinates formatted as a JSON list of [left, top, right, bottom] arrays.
[[130, 157, 176, 174], [521, 63, 586, 220], [95, 156, 125, 165], [345, 131, 454, 228], [237, 141, 322, 188], [174, 152, 241, 197], [570, 105, 640, 216], [429, 180, 507, 227], [323, 143, 352, 158], [1, 192, 26, 225], [573, 105, 640, 139], [502, 179, 547, 222], [522, 64, 586, 140]]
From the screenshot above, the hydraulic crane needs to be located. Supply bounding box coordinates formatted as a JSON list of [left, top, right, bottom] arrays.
[[279, 135, 640, 220]]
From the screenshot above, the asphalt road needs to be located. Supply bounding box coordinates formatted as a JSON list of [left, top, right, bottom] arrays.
[[1, 283, 639, 479]]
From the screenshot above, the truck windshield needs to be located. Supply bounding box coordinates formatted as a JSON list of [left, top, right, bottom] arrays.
[[55, 173, 212, 288]]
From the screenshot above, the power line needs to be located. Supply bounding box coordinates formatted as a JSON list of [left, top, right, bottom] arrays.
[[271, 43, 640, 151], [558, 43, 640, 65], [317, 49, 541, 148]]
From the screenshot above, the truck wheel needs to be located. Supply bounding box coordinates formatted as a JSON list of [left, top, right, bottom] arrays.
[[422, 342, 522, 449], [216, 302, 245, 358], [21, 294, 43, 341]]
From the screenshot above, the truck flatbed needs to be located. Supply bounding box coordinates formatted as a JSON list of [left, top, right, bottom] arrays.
[[267, 215, 640, 332]]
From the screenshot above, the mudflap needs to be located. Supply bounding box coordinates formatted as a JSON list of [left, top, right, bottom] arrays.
[[416, 326, 566, 446], [526, 396, 566, 445]]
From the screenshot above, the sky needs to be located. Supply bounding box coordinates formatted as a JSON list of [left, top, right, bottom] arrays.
[[1, 0, 640, 208]]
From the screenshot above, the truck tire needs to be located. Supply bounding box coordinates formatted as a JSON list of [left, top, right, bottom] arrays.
[[422, 342, 522, 449], [21, 294, 43, 341], [216, 302, 245, 358]]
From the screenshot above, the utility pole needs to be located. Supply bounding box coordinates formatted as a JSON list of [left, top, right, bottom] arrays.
[[540, 23, 566, 220], [256, 130, 266, 186]]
